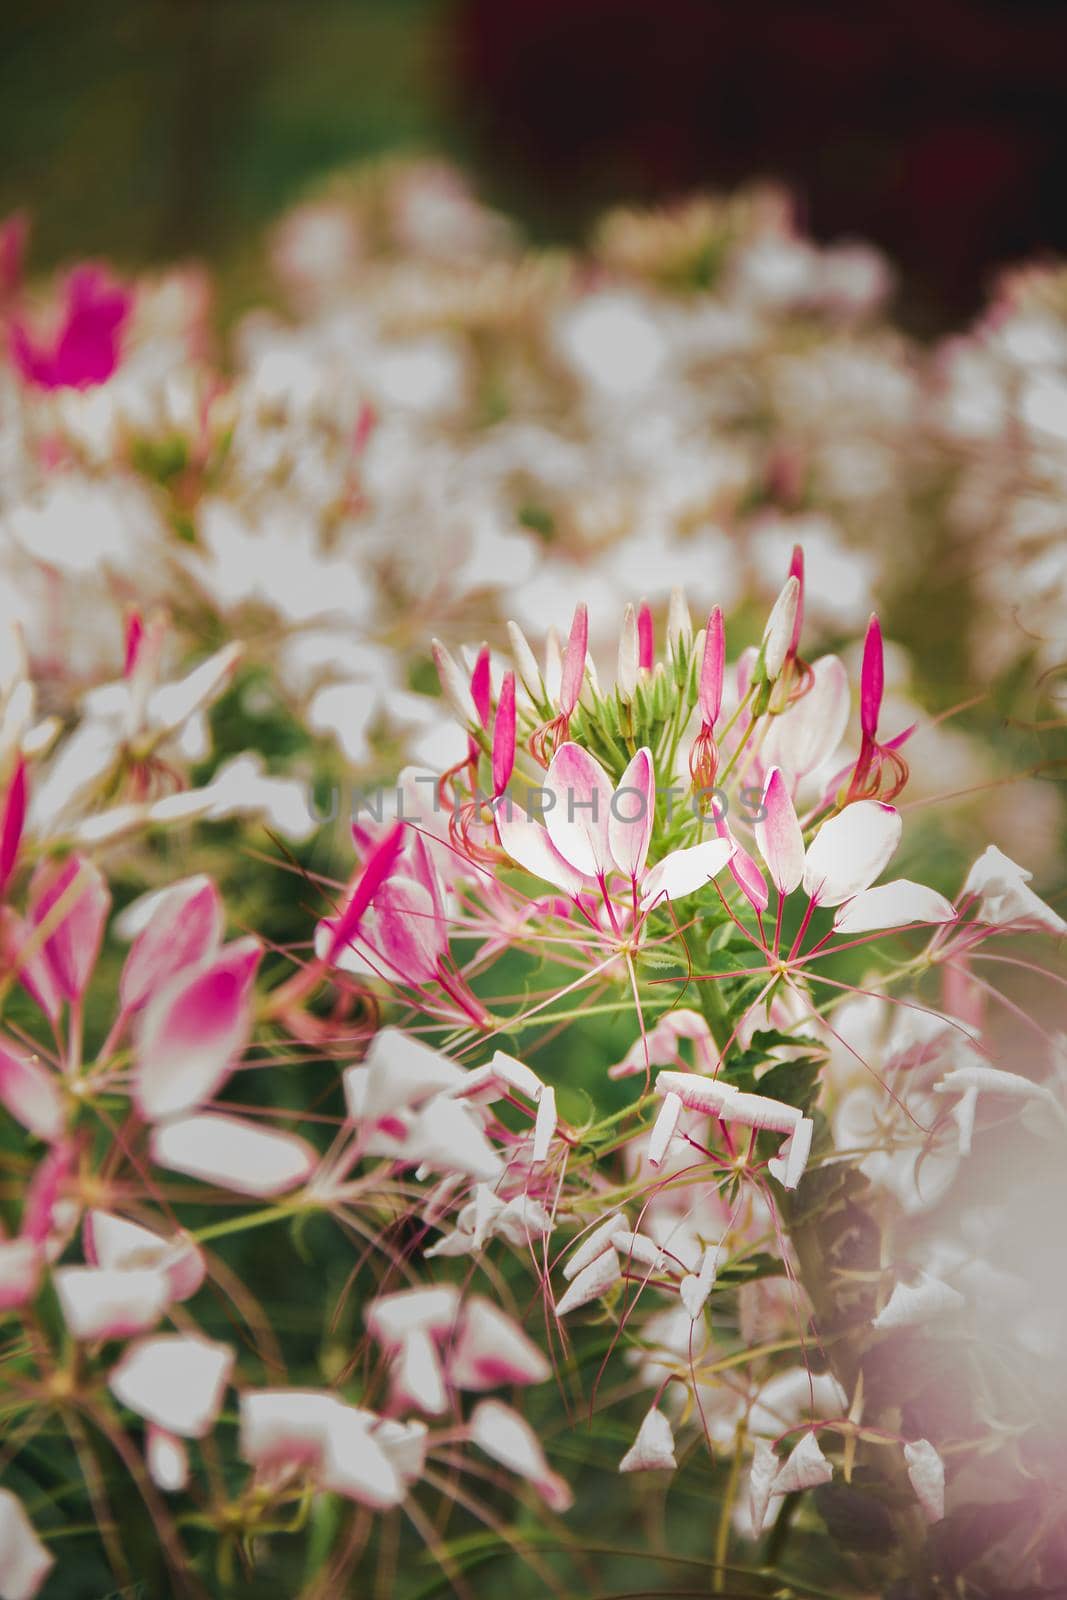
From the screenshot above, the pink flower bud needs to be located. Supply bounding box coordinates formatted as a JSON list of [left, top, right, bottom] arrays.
[[469, 644, 492, 728], [637, 601, 654, 671], [559, 603, 588, 716], [492, 672, 516, 797], [860, 613, 884, 739], [699, 607, 725, 728]]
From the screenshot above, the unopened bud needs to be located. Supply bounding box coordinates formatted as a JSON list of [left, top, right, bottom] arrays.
[[757, 575, 800, 683], [617, 603, 639, 700], [666, 586, 692, 654], [432, 639, 480, 727]]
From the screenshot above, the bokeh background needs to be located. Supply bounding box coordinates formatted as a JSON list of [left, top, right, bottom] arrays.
[[5, 0, 1067, 331]]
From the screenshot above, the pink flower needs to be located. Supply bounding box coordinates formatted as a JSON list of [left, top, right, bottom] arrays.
[[28, 854, 110, 1007], [133, 936, 261, 1120], [11, 265, 132, 390]]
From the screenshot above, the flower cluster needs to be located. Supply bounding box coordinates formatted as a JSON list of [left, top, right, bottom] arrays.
[[0, 164, 1065, 1600]]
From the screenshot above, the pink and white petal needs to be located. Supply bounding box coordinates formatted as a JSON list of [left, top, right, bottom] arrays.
[[448, 1298, 551, 1390], [0, 1043, 63, 1142], [640, 838, 733, 909], [367, 1286, 461, 1346], [609, 747, 654, 879], [496, 800, 589, 897], [556, 1248, 621, 1316], [29, 854, 110, 1004], [0, 1238, 42, 1312], [390, 1329, 448, 1415], [802, 801, 901, 906], [0, 1489, 54, 1600], [362, 1027, 466, 1121], [619, 1405, 677, 1472], [150, 1114, 315, 1197], [754, 769, 805, 897], [771, 1431, 833, 1494], [834, 879, 956, 934], [544, 742, 616, 878], [134, 938, 261, 1121], [110, 1335, 234, 1438], [655, 1069, 740, 1117], [469, 1399, 573, 1511], [53, 1265, 169, 1341], [120, 875, 223, 1013]]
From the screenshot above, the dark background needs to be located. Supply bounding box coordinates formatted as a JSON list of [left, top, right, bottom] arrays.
[[4, 0, 1067, 328]]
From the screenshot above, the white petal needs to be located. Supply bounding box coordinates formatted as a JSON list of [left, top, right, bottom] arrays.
[[150, 1114, 315, 1197], [619, 1405, 676, 1472], [803, 802, 901, 907], [640, 839, 734, 909], [771, 1431, 833, 1494], [903, 1438, 945, 1523], [834, 879, 956, 934], [109, 1335, 233, 1438], [532, 1084, 557, 1164], [872, 1274, 965, 1330], [0, 1489, 54, 1600], [469, 1399, 573, 1511], [556, 1248, 621, 1316], [647, 1091, 683, 1168], [748, 1438, 780, 1532], [562, 1212, 625, 1280]]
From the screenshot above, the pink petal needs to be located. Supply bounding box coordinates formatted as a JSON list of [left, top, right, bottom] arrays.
[[492, 671, 516, 796], [544, 742, 615, 877], [803, 801, 901, 906], [120, 874, 223, 1013], [0, 1042, 63, 1142], [716, 816, 770, 914], [84, 1210, 205, 1303], [325, 822, 406, 964], [787, 544, 805, 657], [469, 645, 492, 728], [637, 602, 654, 671], [29, 854, 110, 1004], [609, 746, 654, 879], [109, 1334, 233, 1438], [364, 877, 444, 983], [0, 908, 62, 1024], [0, 756, 27, 896], [150, 1114, 316, 1197], [134, 937, 260, 1120], [754, 768, 805, 896]]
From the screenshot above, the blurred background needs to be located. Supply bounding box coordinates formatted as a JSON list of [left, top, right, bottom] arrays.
[[4, 0, 1067, 331]]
